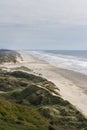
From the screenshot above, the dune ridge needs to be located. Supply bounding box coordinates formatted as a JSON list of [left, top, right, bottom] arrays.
[[1, 51, 87, 117]]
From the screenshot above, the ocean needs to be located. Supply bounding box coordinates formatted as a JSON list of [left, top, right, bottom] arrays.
[[29, 50, 87, 75]]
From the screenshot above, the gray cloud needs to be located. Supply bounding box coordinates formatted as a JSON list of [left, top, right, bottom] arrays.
[[0, 0, 87, 49], [1, 0, 87, 25]]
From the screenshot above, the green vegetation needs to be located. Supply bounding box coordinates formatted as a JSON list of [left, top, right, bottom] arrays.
[[9, 71, 59, 95], [0, 49, 22, 63], [0, 70, 87, 130], [11, 66, 32, 72], [11, 85, 87, 130], [0, 98, 49, 130]]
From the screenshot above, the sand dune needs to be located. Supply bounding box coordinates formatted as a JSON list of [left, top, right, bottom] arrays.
[[1, 51, 87, 117]]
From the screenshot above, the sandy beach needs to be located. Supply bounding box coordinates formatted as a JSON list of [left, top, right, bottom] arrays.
[[1, 51, 87, 117]]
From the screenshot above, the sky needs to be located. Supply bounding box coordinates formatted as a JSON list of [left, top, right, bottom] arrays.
[[0, 0, 87, 50]]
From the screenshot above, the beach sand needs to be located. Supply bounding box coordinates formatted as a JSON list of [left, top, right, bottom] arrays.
[[1, 51, 87, 117]]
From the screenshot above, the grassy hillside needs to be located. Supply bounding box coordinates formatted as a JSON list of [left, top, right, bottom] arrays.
[[0, 49, 22, 63], [11, 85, 87, 130], [0, 70, 87, 130], [0, 98, 49, 130]]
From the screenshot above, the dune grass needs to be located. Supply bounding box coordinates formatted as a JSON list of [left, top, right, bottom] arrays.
[[0, 49, 22, 63], [0, 70, 87, 130]]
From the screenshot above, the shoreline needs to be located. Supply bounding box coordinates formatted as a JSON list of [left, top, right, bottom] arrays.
[[1, 51, 87, 117]]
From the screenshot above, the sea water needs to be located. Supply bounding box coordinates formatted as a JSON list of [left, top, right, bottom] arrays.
[[28, 50, 87, 75]]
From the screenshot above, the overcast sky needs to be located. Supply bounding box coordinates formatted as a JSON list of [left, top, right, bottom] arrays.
[[0, 0, 87, 50]]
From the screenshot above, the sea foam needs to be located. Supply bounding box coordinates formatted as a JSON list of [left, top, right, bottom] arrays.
[[28, 51, 87, 75]]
